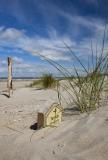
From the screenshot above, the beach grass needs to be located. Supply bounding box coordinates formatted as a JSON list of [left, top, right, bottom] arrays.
[[28, 74, 57, 89], [30, 26, 108, 113]]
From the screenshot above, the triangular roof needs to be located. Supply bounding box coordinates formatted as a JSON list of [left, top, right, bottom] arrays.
[[45, 103, 63, 116], [38, 101, 63, 115]]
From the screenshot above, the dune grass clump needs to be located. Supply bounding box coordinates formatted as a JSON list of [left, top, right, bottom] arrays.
[[41, 74, 56, 88], [73, 70, 106, 112], [57, 46, 108, 112], [30, 51, 107, 112], [45, 42, 108, 112], [30, 26, 108, 113], [28, 79, 42, 88], [58, 47, 108, 112], [28, 74, 56, 89]]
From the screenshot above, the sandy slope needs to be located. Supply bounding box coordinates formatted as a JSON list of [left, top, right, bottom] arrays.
[[0, 81, 108, 160]]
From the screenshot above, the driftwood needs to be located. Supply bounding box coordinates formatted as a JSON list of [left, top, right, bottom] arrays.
[[7, 57, 13, 97]]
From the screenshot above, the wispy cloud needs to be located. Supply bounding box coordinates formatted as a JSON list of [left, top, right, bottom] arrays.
[[0, 56, 59, 77], [0, 0, 29, 24], [59, 9, 106, 37], [0, 9, 107, 77], [13, 56, 23, 64], [0, 0, 107, 77], [0, 26, 73, 61], [0, 19, 107, 62]]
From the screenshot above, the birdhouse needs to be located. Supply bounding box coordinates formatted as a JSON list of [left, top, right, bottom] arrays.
[[37, 102, 63, 129]]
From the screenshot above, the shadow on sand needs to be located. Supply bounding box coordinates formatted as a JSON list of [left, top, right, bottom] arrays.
[[1, 93, 10, 98], [64, 106, 80, 116], [32, 88, 45, 91], [30, 122, 38, 130]]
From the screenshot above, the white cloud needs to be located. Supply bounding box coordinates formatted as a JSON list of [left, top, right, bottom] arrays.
[[0, 27, 25, 41], [59, 10, 105, 35], [13, 62, 59, 77], [1, 1, 107, 76], [0, 25, 107, 77], [0, 66, 7, 73], [0, 27, 74, 61], [1, 60, 7, 65], [0, 15, 107, 65], [13, 56, 23, 64]]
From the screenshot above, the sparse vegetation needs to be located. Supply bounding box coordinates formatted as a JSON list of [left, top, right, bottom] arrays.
[[34, 27, 108, 113], [28, 74, 57, 89], [41, 74, 56, 88], [28, 79, 42, 88]]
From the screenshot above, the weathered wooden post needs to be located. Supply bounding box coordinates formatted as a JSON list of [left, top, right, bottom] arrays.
[[7, 57, 13, 97]]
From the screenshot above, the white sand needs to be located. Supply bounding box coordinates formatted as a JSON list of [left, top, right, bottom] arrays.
[[0, 80, 108, 160]]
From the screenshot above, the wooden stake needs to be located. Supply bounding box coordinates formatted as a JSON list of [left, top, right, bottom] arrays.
[[7, 57, 13, 97]]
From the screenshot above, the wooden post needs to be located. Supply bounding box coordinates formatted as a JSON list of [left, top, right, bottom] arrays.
[[7, 57, 13, 97]]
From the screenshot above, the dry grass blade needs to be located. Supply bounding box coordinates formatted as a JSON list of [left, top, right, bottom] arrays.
[[29, 26, 108, 113]]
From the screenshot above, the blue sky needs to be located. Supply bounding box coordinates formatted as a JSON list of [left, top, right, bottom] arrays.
[[0, 0, 108, 77]]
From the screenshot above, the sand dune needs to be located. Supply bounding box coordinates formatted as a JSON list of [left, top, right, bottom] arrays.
[[0, 80, 108, 160]]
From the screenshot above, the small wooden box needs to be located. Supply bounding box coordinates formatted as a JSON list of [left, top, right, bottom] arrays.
[[37, 103, 62, 129]]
